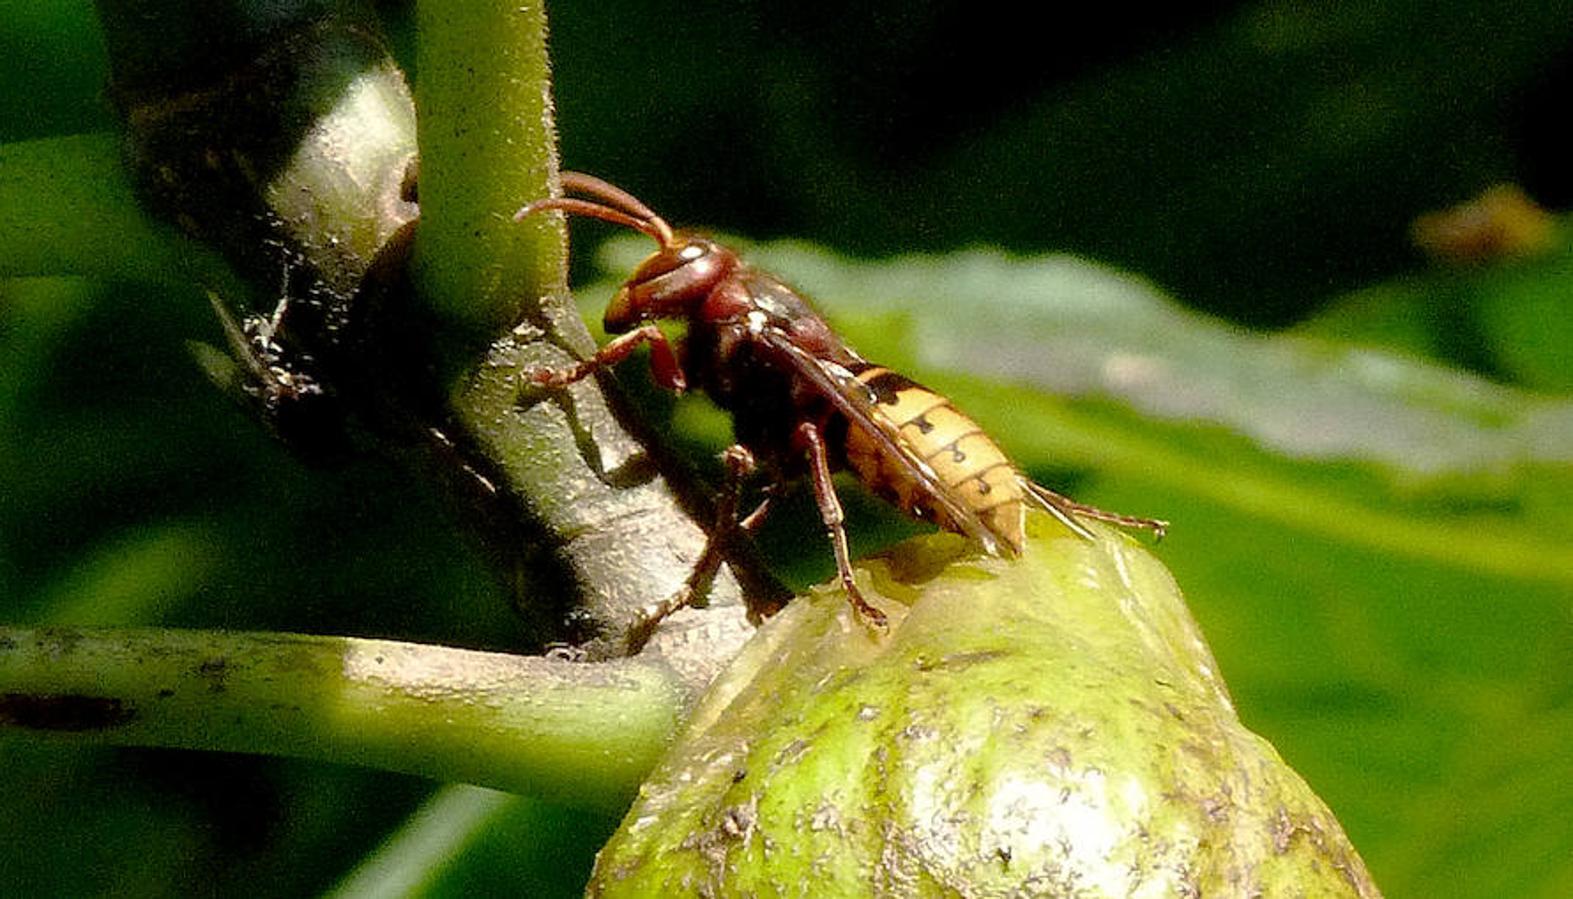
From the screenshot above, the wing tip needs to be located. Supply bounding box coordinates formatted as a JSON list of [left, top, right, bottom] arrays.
[[1020, 477, 1169, 542]]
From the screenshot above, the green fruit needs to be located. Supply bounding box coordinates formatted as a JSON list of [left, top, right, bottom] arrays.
[[591, 513, 1380, 897]]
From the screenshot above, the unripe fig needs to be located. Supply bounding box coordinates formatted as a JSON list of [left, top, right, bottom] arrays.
[[592, 514, 1380, 897]]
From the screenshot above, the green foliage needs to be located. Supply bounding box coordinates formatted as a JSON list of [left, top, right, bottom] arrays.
[[4, 1, 1572, 896]]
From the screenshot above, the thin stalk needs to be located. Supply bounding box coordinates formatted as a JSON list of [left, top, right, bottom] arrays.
[[0, 626, 685, 812], [411, 0, 569, 346], [325, 785, 522, 899]]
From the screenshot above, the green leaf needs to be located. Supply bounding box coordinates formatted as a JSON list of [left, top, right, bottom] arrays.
[[1304, 228, 1573, 393]]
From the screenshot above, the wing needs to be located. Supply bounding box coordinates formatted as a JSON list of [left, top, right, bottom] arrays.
[[758, 329, 1007, 556]]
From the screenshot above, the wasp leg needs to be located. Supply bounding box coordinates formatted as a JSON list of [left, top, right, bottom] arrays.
[[1023, 480, 1168, 540], [529, 324, 685, 392], [796, 421, 888, 631], [625, 445, 767, 653], [736, 489, 775, 532]]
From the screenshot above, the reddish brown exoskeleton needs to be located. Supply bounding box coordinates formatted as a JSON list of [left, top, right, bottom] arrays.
[[516, 173, 1165, 636]]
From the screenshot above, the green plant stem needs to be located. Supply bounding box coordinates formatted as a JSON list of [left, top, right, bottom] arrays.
[[411, 0, 762, 667], [0, 626, 685, 812], [325, 785, 521, 898], [411, 0, 568, 346], [0, 133, 233, 288]]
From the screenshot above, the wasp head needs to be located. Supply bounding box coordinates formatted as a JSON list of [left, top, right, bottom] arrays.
[[604, 236, 738, 332], [515, 173, 745, 332]]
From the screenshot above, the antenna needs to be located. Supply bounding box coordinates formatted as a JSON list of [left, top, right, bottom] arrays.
[[514, 171, 674, 246]]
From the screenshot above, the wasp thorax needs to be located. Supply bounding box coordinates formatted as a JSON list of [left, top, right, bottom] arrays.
[[604, 236, 739, 332]]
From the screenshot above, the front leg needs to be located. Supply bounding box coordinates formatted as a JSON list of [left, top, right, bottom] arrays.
[[529, 324, 686, 392]]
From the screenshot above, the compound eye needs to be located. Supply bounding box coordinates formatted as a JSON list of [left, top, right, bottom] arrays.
[[627, 246, 684, 281], [629, 239, 714, 285]]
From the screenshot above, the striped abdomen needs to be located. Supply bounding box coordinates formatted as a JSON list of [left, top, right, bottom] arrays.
[[840, 364, 1026, 556]]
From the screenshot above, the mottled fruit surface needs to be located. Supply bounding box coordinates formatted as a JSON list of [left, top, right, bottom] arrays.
[[591, 512, 1380, 897]]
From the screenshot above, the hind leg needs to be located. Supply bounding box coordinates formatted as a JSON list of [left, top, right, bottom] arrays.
[[795, 421, 888, 630]]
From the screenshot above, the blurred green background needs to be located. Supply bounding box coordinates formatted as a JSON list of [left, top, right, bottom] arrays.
[[3, 0, 1571, 895]]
